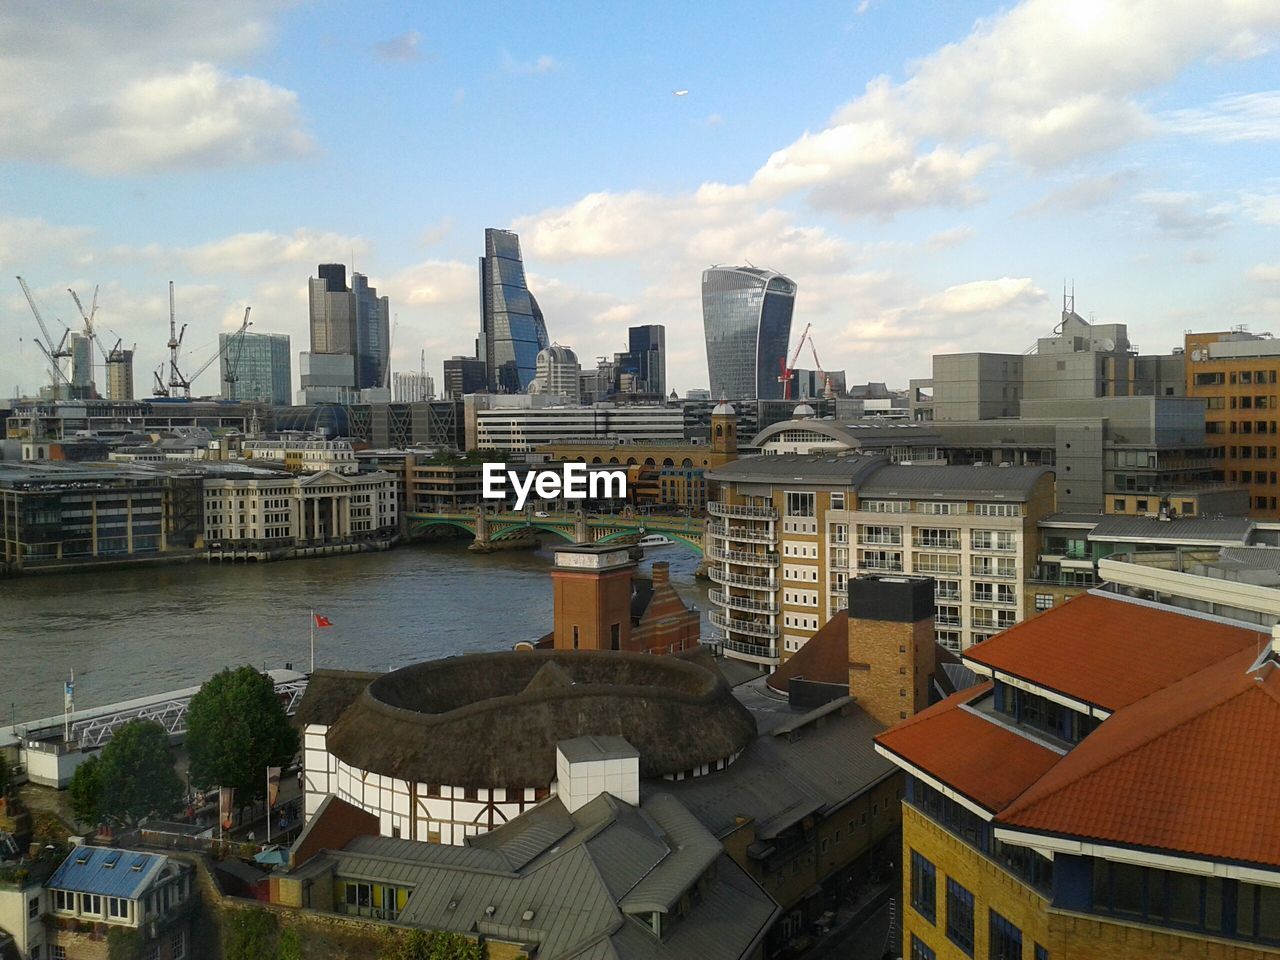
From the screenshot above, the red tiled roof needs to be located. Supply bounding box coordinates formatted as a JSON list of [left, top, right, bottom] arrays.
[[998, 649, 1280, 869], [766, 611, 848, 693], [875, 682, 1061, 814], [963, 593, 1264, 711]]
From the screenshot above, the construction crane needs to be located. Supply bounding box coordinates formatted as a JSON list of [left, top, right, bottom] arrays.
[[778, 323, 831, 401], [68, 285, 102, 396], [17, 276, 75, 399], [153, 281, 191, 397], [181, 306, 252, 398]]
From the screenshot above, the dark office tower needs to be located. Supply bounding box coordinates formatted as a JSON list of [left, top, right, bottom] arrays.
[[317, 263, 348, 292], [701, 266, 797, 401], [442, 356, 488, 399], [352, 272, 391, 390], [626, 325, 666, 396], [479, 228, 549, 392]]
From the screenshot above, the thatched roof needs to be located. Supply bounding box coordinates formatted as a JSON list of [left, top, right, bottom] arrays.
[[295, 669, 383, 727], [323, 648, 756, 788]]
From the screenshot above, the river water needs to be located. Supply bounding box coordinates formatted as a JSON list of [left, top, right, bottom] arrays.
[[0, 542, 712, 723]]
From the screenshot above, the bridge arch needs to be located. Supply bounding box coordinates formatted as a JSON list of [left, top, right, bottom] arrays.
[[410, 518, 477, 539], [491, 522, 578, 544]]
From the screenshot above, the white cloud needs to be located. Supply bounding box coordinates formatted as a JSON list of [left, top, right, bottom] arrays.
[[924, 227, 976, 251], [1164, 91, 1280, 141], [1249, 263, 1280, 282], [374, 30, 426, 63], [177, 229, 371, 275], [1242, 192, 1280, 224], [0, 3, 313, 175], [918, 278, 1048, 316], [501, 51, 560, 75], [1137, 190, 1233, 238]]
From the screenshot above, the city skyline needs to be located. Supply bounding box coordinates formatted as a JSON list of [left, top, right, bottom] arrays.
[[2, 1, 1279, 400]]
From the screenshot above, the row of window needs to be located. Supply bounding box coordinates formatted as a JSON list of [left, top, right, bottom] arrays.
[[1194, 369, 1280, 386], [910, 852, 1049, 960]]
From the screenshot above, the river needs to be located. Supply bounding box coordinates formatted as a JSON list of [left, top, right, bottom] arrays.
[[0, 541, 712, 723]]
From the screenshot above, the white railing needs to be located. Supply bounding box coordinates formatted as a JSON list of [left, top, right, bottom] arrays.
[[709, 610, 779, 639], [722, 525, 778, 545], [708, 546, 779, 568], [722, 639, 779, 662], [708, 502, 779, 520], [709, 590, 779, 615], [709, 568, 778, 591]]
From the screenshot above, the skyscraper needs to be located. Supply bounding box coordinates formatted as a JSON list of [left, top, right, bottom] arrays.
[[619, 325, 666, 396], [479, 229, 548, 393], [352, 272, 390, 390], [701, 266, 797, 401], [69, 332, 94, 394], [222, 331, 291, 405], [442, 356, 488, 399], [309, 263, 356, 356], [532, 343, 581, 401], [106, 348, 134, 401]]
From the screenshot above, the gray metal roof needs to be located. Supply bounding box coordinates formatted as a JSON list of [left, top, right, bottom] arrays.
[[297, 790, 775, 960], [857, 464, 1053, 501], [705, 453, 886, 484], [1039, 512, 1105, 528], [750, 418, 942, 449], [652, 703, 893, 841], [1088, 515, 1255, 545], [47, 848, 167, 899]]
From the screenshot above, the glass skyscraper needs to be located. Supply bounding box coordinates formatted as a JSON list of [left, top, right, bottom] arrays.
[[307, 263, 390, 392], [222, 331, 291, 405], [701, 266, 797, 401], [479, 228, 549, 393], [352, 272, 390, 390]]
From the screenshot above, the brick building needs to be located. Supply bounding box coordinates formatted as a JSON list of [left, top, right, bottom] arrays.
[[875, 590, 1280, 959]]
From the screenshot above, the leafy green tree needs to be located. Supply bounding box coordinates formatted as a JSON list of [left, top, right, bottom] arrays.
[[379, 929, 485, 960], [107, 926, 142, 960], [223, 906, 279, 960], [68, 754, 103, 827], [186, 666, 299, 807], [96, 720, 183, 827], [277, 928, 302, 960]]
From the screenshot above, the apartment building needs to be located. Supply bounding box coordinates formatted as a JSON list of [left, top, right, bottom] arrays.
[[704, 454, 1054, 667], [1185, 329, 1280, 518], [241, 437, 358, 474]]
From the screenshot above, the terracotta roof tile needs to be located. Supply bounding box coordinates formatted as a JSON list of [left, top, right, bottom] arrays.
[[875, 682, 1060, 814], [963, 593, 1264, 711], [998, 650, 1280, 869]]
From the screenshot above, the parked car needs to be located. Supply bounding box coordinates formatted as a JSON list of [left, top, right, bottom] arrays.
[[534, 511, 550, 518]]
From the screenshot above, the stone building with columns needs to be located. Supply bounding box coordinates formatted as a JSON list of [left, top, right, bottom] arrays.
[[202, 468, 398, 554]]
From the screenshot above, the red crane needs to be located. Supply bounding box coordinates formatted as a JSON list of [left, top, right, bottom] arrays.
[[778, 323, 828, 400]]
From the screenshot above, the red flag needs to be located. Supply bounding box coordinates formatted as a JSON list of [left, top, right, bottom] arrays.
[[267, 767, 282, 809], [219, 787, 235, 831], [313, 614, 333, 628]]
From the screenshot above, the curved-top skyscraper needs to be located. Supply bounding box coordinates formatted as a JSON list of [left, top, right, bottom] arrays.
[[480, 228, 549, 393], [701, 266, 797, 401]]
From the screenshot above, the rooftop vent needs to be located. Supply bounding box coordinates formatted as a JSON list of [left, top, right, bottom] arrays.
[[75, 853, 90, 865], [485, 905, 497, 917], [522, 909, 536, 922]]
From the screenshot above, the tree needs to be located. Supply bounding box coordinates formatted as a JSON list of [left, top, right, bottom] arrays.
[[379, 930, 485, 960], [68, 754, 103, 827], [186, 666, 299, 807], [95, 720, 183, 827], [223, 907, 279, 960]]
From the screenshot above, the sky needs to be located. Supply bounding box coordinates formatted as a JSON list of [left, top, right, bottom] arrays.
[[1, 0, 1279, 400]]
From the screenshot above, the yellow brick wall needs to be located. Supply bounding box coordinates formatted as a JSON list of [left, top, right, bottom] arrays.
[[900, 804, 1280, 960]]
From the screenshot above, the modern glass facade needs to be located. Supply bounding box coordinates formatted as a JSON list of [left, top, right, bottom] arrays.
[[701, 266, 796, 401], [619, 324, 666, 395], [352, 272, 391, 390], [479, 228, 549, 393], [222, 331, 291, 405]]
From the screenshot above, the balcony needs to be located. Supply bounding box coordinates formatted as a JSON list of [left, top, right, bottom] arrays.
[[710, 610, 778, 639], [857, 558, 904, 573], [859, 534, 901, 546], [709, 589, 779, 615], [722, 639, 780, 664], [709, 568, 778, 591], [913, 537, 960, 550], [708, 546, 779, 568], [935, 614, 962, 627], [708, 502, 778, 521], [721, 524, 778, 545]]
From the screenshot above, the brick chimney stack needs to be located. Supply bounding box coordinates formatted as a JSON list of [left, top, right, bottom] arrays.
[[847, 575, 936, 727], [651, 561, 670, 585]]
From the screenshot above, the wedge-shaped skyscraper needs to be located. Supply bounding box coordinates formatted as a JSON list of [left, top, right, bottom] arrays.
[[701, 265, 796, 401], [479, 229, 549, 393]]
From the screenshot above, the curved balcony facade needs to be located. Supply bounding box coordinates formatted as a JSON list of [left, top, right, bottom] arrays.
[[708, 568, 778, 591], [708, 502, 779, 521], [709, 590, 779, 616], [708, 546, 779, 568], [709, 609, 778, 639]]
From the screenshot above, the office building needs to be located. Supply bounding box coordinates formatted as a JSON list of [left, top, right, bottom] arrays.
[[241, 438, 358, 474], [701, 265, 796, 401], [393, 371, 433, 403], [531, 343, 581, 401], [618, 324, 666, 396], [352, 271, 391, 390], [705, 453, 1055, 666], [441, 356, 487, 399], [877, 588, 1280, 960], [479, 228, 549, 393], [69, 332, 93, 394], [309, 263, 357, 356], [1185, 329, 1280, 517], [464, 395, 686, 453], [297, 351, 357, 405], [106, 348, 134, 401], [222, 331, 290, 405]]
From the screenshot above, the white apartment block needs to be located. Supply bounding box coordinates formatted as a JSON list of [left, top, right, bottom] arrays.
[[203, 469, 398, 547], [469, 403, 685, 453], [705, 454, 1055, 667]]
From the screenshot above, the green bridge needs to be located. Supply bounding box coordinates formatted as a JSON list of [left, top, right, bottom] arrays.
[[406, 510, 705, 553]]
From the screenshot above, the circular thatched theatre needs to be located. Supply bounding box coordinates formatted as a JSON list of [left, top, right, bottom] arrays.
[[316, 648, 756, 843]]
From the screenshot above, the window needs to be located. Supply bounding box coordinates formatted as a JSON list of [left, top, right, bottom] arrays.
[[54, 889, 73, 912], [910, 851, 937, 922], [1112, 498, 1125, 511], [610, 623, 620, 650], [910, 934, 937, 960], [51, 948, 67, 960], [1035, 593, 1053, 611], [988, 910, 1022, 960], [946, 879, 975, 955], [27, 895, 39, 919], [171, 927, 187, 960], [80, 893, 101, 916], [1035, 945, 1049, 960], [108, 896, 129, 918], [830, 492, 845, 510], [785, 491, 815, 517]]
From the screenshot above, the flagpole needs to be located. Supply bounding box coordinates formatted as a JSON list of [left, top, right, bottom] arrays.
[[266, 768, 271, 844], [310, 608, 315, 674]]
